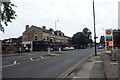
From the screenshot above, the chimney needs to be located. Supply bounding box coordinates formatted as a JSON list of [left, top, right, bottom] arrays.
[[42, 26, 46, 29], [26, 25, 29, 31]]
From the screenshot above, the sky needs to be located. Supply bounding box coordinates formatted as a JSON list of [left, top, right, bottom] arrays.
[[0, 0, 119, 42]]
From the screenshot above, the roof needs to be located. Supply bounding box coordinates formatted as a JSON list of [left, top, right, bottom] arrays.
[[26, 25, 70, 37]]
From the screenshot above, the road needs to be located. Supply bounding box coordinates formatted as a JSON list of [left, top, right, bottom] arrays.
[[2, 48, 94, 78], [2, 51, 48, 66]]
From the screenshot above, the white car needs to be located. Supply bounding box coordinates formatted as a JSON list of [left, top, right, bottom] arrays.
[[50, 48, 54, 51], [69, 47, 74, 50], [63, 47, 69, 51]]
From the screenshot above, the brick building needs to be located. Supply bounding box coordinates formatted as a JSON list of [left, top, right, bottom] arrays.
[[22, 25, 69, 43], [22, 25, 70, 51], [2, 37, 22, 53]]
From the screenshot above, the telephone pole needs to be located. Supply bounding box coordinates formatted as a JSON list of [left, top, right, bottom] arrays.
[[93, 0, 97, 55]]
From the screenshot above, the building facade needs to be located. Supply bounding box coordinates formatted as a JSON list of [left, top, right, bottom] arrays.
[[22, 25, 70, 51], [22, 25, 69, 43], [2, 37, 22, 53]]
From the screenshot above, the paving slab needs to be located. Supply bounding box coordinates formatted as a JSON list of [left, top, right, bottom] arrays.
[[103, 53, 118, 79], [73, 52, 105, 79]]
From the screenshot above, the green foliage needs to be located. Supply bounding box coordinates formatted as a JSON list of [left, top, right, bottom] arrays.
[[114, 33, 120, 48], [0, 2, 17, 32], [71, 28, 93, 46], [71, 32, 87, 45], [82, 27, 92, 44], [83, 28, 92, 38], [99, 36, 105, 45]]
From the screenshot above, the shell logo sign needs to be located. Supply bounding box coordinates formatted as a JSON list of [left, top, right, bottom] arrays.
[[106, 30, 112, 35]]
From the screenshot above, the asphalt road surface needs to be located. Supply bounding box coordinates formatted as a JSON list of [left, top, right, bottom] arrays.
[[2, 48, 94, 78]]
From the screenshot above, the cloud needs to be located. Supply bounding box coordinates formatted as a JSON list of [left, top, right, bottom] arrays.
[[0, 0, 119, 42]]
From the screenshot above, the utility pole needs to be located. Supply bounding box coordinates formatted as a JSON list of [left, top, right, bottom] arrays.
[[93, 0, 97, 55], [0, 1, 2, 27]]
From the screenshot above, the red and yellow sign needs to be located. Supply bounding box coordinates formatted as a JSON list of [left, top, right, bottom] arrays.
[[106, 30, 112, 35], [108, 42, 113, 46], [106, 48, 112, 51]]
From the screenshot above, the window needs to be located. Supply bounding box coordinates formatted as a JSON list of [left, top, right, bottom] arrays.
[[35, 35, 38, 40]]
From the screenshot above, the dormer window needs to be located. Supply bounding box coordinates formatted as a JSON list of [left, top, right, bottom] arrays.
[[52, 31, 54, 34], [57, 32, 59, 35]]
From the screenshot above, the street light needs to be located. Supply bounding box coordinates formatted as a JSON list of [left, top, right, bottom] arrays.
[[54, 20, 60, 52], [54, 20, 59, 42], [55, 20, 59, 31], [93, 0, 97, 55]]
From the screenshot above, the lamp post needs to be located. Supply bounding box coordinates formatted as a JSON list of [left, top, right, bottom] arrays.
[[55, 20, 59, 31], [93, 0, 97, 55], [55, 20, 59, 42], [54, 20, 59, 52]]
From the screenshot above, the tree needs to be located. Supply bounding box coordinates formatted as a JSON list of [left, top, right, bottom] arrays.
[[0, 1, 17, 32], [82, 27, 92, 44], [71, 32, 87, 45], [114, 33, 120, 48], [99, 36, 105, 45]]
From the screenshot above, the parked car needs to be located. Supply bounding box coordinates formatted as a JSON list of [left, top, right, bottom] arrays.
[[62, 46, 75, 51], [50, 48, 54, 51], [69, 47, 74, 50], [78, 45, 87, 49], [63, 47, 69, 51], [97, 45, 104, 49]]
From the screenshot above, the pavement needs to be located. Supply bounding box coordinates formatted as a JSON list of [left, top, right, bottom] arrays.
[[1, 49, 119, 79], [72, 51, 105, 79], [72, 49, 119, 80]]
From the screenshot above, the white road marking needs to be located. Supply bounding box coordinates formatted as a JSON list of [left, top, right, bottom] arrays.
[[30, 58, 33, 61], [110, 62, 118, 65], [34, 59, 41, 61], [13, 61, 17, 64], [40, 56, 45, 59], [58, 53, 94, 78], [94, 61, 102, 63], [0, 63, 20, 68]]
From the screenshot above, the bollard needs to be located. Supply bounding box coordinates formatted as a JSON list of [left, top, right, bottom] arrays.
[[48, 47, 51, 54]]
